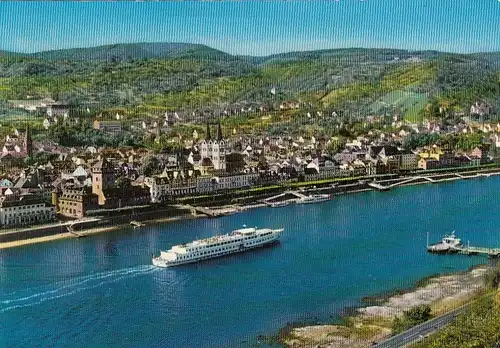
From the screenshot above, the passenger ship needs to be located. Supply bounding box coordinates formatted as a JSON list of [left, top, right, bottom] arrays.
[[152, 226, 284, 268]]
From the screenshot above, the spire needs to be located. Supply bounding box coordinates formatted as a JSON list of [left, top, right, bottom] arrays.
[[205, 123, 211, 140], [24, 123, 32, 157], [217, 122, 223, 141]]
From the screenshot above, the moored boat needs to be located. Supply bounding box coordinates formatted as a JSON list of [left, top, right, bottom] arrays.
[[427, 231, 462, 253], [298, 194, 331, 204], [267, 201, 290, 208], [152, 226, 284, 268]]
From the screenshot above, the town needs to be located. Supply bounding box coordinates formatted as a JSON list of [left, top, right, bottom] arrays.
[[0, 96, 497, 229]]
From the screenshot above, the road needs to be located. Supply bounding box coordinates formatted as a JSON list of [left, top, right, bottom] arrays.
[[373, 305, 467, 348]]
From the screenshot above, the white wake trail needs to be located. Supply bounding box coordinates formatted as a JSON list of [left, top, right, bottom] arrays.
[[1, 265, 158, 308]]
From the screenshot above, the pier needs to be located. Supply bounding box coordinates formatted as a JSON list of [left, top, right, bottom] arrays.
[[66, 223, 84, 238], [130, 220, 145, 228], [179, 204, 237, 217], [368, 176, 436, 191], [427, 232, 500, 258], [262, 190, 307, 203], [455, 245, 500, 257]]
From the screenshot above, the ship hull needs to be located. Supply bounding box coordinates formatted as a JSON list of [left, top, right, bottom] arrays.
[[152, 233, 281, 268]]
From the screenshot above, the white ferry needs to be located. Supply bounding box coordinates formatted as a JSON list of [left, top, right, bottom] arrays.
[[152, 226, 284, 268]]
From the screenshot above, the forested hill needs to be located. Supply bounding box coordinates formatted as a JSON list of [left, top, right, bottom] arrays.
[[0, 43, 499, 121], [30, 43, 236, 62]]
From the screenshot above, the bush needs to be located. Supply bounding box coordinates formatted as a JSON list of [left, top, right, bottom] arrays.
[[392, 304, 432, 334]]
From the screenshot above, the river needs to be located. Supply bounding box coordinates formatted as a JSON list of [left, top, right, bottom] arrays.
[[1, 177, 500, 347]]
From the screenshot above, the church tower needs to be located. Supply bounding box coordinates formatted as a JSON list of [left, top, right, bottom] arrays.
[[211, 122, 226, 171], [24, 123, 33, 157], [199, 122, 226, 172]]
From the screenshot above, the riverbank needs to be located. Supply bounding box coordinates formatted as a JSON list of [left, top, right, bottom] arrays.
[[2, 166, 500, 251], [280, 265, 488, 347], [0, 214, 200, 250]]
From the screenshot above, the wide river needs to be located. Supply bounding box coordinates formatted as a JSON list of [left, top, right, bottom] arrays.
[[2, 177, 500, 347]]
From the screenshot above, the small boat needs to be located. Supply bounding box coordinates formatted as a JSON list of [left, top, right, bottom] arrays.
[[427, 231, 462, 253], [267, 201, 290, 208], [298, 194, 331, 204]]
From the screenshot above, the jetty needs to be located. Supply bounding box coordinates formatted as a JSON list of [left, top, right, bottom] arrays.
[[427, 232, 500, 258], [263, 190, 307, 204], [179, 204, 237, 217], [130, 220, 145, 228], [368, 176, 436, 191], [66, 223, 84, 238]]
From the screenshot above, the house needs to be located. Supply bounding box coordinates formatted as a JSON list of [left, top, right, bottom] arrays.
[[55, 186, 98, 219], [43, 117, 58, 130], [93, 120, 123, 134], [418, 158, 440, 170], [470, 146, 490, 164], [144, 174, 170, 203], [47, 104, 70, 117], [399, 151, 419, 171]]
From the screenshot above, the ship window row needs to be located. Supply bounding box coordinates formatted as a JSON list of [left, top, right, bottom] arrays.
[[188, 246, 235, 256], [189, 240, 236, 251]]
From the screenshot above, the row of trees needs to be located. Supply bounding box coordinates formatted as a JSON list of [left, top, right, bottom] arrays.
[[47, 123, 145, 148]]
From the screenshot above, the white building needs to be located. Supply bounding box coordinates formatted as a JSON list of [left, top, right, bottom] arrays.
[[196, 173, 259, 194], [0, 194, 56, 227], [144, 175, 170, 203]]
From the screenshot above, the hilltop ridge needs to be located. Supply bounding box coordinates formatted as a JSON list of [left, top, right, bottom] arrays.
[[0, 42, 499, 122]]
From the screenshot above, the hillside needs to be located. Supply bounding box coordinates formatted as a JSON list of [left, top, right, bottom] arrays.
[[0, 43, 499, 123]]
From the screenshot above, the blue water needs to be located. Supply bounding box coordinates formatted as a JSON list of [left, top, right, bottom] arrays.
[[2, 177, 500, 347]]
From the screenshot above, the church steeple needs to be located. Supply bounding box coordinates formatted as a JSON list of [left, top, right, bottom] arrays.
[[216, 122, 223, 141], [205, 123, 211, 140], [24, 123, 33, 157]]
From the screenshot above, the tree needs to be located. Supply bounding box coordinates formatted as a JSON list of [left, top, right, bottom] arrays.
[[141, 155, 161, 176]]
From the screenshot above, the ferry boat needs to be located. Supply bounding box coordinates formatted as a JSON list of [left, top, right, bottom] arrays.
[[427, 231, 463, 253], [298, 194, 331, 204], [152, 226, 284, 268]]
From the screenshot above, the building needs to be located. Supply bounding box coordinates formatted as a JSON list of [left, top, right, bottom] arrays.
[[43, 117, 58, 130], [399, 151, 419, 171], [1, 125, 33, 158], [144, 175, 170, 204], [56, 186, 98, 219], [93, 120, 123, 133], [196, 173, 259, 194], [418, 158, 441, 170], [47, 104, 70, 117], [199, 123, 226, 171], [0, 194, 56, 227], [471, 146, 489, 164], [92, 158, 116, 206]]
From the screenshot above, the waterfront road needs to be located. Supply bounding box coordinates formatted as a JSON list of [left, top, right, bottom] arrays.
[[373, 305, 468, 348]]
